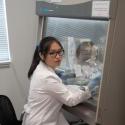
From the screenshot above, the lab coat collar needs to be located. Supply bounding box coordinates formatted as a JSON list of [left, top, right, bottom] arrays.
[[39, 61, 55, 73]]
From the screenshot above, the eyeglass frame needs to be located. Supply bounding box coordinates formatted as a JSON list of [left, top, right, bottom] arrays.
[[47, 49, 65, 58]]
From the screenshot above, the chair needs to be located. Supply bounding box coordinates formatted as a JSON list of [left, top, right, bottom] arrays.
[[0, 95, 22, 125]]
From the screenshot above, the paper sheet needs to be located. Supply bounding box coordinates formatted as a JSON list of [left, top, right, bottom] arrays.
[[92, 1, 110, 17]]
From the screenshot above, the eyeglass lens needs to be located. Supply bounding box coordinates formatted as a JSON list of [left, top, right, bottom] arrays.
[[48, 50, 64, 57]]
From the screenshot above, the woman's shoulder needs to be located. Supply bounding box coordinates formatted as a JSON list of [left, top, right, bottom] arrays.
[[34, 61, 61, 81]]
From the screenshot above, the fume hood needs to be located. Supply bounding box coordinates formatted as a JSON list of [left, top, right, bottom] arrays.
[[35, 0, 118, 124]]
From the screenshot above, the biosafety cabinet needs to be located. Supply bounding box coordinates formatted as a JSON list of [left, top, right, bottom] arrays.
[[36, 0, 125, 125]]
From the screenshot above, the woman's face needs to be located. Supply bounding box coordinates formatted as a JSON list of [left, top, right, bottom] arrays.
[[44, 42, 64, 69]]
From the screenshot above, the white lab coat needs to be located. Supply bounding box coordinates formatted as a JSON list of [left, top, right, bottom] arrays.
[[22, 61, 91, 125]]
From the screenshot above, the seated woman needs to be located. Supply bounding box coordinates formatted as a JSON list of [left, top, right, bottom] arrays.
[[22, 36, 91, 125]]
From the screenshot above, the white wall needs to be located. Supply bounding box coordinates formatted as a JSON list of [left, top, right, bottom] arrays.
[[0, 0, 38, 118]]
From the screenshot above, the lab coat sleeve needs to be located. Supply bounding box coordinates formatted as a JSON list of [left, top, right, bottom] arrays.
[[44, 75, 91, 107]]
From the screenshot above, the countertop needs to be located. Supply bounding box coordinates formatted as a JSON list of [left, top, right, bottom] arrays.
[[63, 99, 97, 125]]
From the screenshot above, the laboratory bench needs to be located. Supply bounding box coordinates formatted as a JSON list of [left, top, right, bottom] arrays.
[[63, 98, 97, 125]]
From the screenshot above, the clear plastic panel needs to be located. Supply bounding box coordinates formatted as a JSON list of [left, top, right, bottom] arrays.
[[44, 17, 109, 101]]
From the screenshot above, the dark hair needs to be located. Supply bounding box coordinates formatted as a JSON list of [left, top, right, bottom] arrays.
[[76, 41, 94, 58], [28, 36, 63, 79]]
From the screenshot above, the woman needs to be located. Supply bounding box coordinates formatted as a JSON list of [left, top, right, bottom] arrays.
[[22, 36, 91, 125]]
